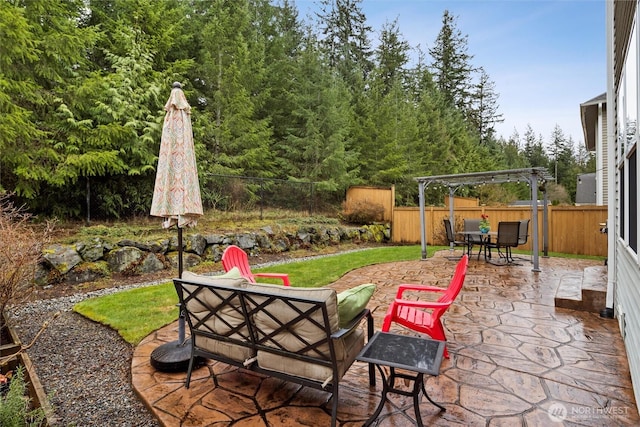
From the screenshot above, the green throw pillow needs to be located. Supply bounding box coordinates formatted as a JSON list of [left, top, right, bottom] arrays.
[[219, 266, 243, 279], [337, 283, 376, 328]]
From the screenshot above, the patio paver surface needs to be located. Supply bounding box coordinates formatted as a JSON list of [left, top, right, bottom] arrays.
[[132, 250, 639, 426]]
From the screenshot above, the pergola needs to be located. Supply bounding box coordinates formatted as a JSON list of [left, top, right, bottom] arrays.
[[414, 167, 555, 272]]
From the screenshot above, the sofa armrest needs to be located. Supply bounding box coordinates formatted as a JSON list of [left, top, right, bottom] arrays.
[[331, 308, 371, 339], [330, 308, 375, 386]]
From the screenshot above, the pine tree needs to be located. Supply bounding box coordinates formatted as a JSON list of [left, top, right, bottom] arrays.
[[429, 10, 476, 113], [523, 125, 550, 169], [281, 30, 357, 197], [316, 0, 373, 88], [549, 125, 578, 200], [468, 68, 504, 144], [191, 0, 274, 178], [374, 19, 410, 96]]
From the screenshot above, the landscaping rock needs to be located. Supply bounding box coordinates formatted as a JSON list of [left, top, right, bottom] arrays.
[[137, 253, 166, 274], [76, 238, 107, 262], [106, 247, 144, 273], [66, 261, 110, 283], [43, 244, 83, 274], [186, 234, 207, 256]]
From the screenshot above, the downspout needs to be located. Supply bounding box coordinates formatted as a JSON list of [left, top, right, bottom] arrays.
[[604, 0, 616, 317]]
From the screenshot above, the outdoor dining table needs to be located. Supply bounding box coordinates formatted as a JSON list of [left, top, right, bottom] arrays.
[[461, 230, 497, 261]]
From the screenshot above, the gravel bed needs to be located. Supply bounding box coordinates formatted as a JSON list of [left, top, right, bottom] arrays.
[[7, 248, 374, 426], [8, 283, 164, 427]]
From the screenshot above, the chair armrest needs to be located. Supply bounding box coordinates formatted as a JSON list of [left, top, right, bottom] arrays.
[[331, 308, 372, 339], [254, 272, 291, 286], [396, 284, 445, 298], [392, 299, 451, 309]]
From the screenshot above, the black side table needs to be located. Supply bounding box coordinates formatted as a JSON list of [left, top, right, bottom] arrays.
[[356, 332, 446, 427]]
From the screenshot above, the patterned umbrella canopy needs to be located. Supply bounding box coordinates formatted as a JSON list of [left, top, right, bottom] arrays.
[[150, 82, 203, 228]]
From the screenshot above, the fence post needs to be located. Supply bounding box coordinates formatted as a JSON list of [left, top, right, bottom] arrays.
[[260, 179, 264, 220]]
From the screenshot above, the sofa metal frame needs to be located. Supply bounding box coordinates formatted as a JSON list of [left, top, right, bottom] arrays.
[[174, 276, 374, 427]]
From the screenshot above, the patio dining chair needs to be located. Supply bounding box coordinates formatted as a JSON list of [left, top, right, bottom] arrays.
[[512, 219, 531, 262], [444, 218, 469, 259], [484, 221, 520, 265], [464, 219, 485, 260], [381, 254, 469, 358], [221, 245, 291, 286]]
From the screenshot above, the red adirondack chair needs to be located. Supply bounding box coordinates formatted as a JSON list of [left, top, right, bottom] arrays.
[[221, 245, 291, 286], [381, 254, 468, 358]]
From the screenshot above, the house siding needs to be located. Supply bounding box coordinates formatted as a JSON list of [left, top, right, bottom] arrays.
[[615, 245, 640, 404], [601, 104, 608, 205], [608, 0, 640, 411]]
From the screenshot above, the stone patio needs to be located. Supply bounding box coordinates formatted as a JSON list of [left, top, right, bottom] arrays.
[[131, 250, 639, 426]]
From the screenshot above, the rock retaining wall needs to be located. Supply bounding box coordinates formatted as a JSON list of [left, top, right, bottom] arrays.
[[37, 223, 391, 286]]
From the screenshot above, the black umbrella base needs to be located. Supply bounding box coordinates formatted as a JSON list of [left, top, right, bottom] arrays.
[[150, 340, 202, 372]]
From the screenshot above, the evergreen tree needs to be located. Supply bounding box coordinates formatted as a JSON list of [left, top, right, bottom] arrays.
[[0, 0, 590, 216], [281, 30, 357, 197], [0, 0, 98, 198], [52, 27, 164, 218], [429, 10, 476, 113], [316, 0, 373, 88], [359, 19, 412, 186], [191, 0, 274, 178], [468, 68, 504, 144], [549, 125, 578, 201], [523, 125, 549, 169], [374, 18, 410, 95], [255, 0, 306, 171]]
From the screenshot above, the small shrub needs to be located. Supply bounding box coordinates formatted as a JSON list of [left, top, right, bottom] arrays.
[[341, 201, 385, 225], [0, 194, 54, 326], [0, 366, 47, 427]]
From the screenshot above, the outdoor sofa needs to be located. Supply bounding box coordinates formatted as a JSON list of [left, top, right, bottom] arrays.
[[174, 270, 376, 427]]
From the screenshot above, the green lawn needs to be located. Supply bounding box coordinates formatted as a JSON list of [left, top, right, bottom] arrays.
[[74, 245, 440, 345]]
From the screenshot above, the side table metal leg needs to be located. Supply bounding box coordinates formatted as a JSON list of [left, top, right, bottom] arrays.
[[413, 373, 425, 427], [421, 379, 446, 412], [363, 365, 390, 427]]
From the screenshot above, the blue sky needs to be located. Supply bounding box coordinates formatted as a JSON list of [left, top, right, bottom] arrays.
[[297, 0, 606, 148]]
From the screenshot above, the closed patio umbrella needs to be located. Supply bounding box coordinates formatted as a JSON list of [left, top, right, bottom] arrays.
[[150, 81, 203, 232], [149, 82, 203, 372]]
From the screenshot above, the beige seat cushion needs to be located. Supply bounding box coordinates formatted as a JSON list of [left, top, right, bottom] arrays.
[[257, 328, 364, 384]]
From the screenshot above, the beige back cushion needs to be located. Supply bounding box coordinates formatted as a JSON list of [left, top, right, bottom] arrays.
[[241, 282, 363, 382], [180, 271, 254, 362]]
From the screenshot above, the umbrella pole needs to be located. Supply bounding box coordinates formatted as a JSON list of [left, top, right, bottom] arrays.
[[150, 226, 198, 372], [177, 226, 186, 344]]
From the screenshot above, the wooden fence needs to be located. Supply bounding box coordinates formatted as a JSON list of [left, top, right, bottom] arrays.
[[344, 186, 395, 222], [392, 205, 608, 257], [344, 186, 608, 257]]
